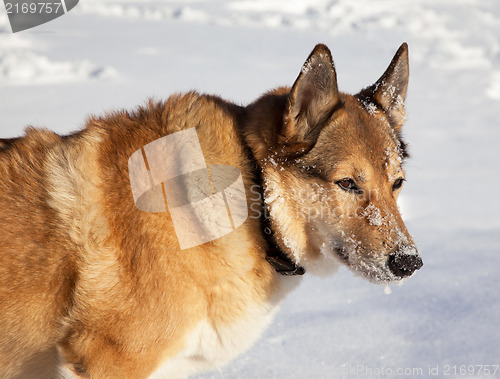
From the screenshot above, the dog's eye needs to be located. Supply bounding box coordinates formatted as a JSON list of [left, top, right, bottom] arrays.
[[336, 178, 358, 192], [392, 178, 405, 190]]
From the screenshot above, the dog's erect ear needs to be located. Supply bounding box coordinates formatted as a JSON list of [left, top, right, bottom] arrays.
[[358, 43, 409, 131], [281, 44, 340, 147]]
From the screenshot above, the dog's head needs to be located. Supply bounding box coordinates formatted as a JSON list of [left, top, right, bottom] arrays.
[[245, 43, 422, 283]]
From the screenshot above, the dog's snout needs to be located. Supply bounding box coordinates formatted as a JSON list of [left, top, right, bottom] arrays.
[[388, 250, 423, 278]]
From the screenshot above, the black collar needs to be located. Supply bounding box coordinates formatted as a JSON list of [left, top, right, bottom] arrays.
[[245, 147, 305, 276], [261, 209, 306, 276]]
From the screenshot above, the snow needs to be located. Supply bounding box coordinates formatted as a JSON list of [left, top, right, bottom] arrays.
[[0, 12, 115, 85], [359, 99, 378, 116], [363, 203, 383, 227], [384, 285, 392, 295], [384, 146, 404, 182], [1, 0, 500, 378]]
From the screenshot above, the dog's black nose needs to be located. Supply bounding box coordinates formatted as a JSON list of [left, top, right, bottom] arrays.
[[388, 251, 423, 278]]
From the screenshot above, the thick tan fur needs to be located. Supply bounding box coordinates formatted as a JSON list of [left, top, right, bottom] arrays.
[[0, 44, 421, 378]]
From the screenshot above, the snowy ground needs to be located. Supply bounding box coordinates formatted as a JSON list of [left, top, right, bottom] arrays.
[[1, 1, 499, 378]]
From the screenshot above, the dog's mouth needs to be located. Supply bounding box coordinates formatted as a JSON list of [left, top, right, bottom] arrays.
[[334, 246, 350, 264], [332, 244, 423, 284]]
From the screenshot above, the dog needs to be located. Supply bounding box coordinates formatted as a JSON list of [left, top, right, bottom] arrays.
[[0, 43, 422, 378]]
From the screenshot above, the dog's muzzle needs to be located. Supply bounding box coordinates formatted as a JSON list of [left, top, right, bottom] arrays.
[[388, 249, 423, 278]]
